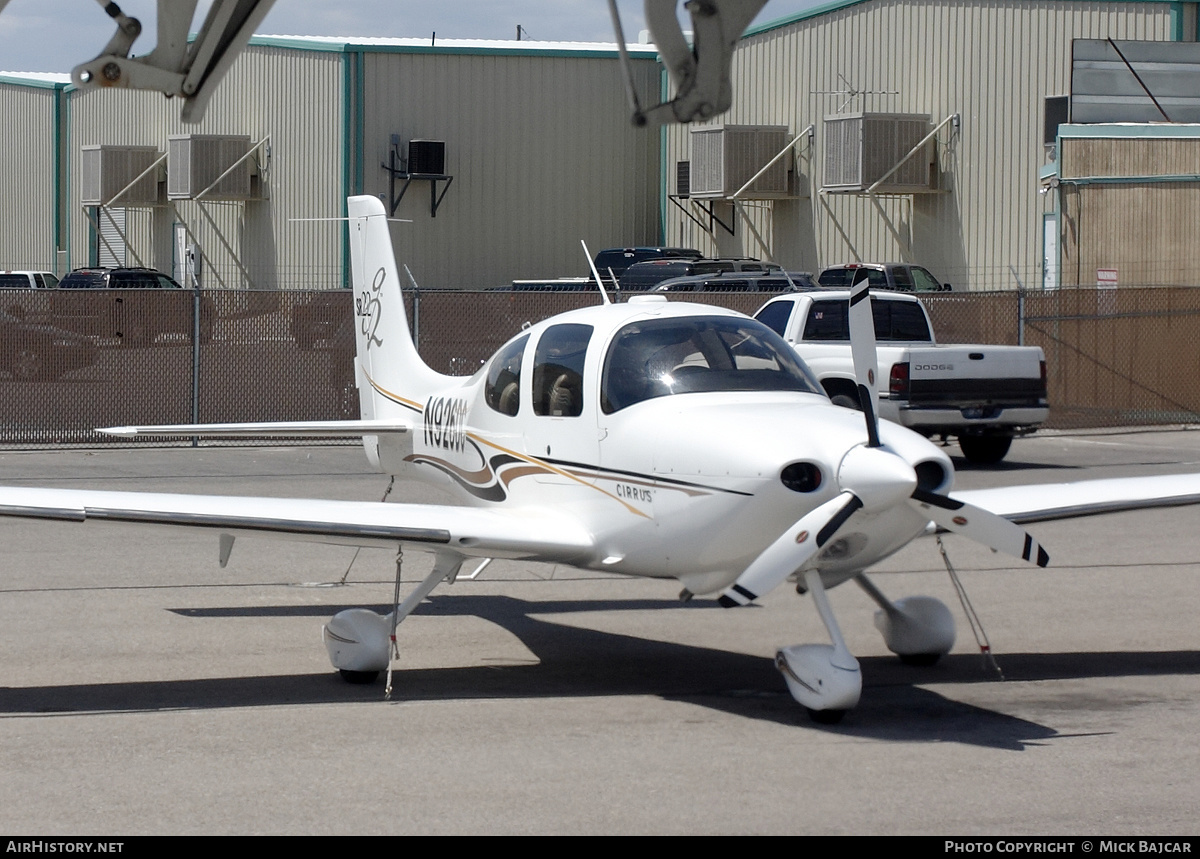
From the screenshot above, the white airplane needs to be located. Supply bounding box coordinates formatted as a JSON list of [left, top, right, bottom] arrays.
[[3, 194, 1199, 723]]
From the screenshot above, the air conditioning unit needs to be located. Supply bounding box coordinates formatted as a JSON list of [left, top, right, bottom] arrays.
[[80, 146, 164, 206], [688, 125, 790, 199], [167, 135, 261, 200], [408, 140, 446, 175], [822, 113, 934, 193]]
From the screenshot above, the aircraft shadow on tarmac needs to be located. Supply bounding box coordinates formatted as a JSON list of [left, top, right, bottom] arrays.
[[3, 592, 1197, 751]]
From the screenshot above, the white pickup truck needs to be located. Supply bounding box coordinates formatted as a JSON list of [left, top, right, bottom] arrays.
[[754, 289, 1048, 464]]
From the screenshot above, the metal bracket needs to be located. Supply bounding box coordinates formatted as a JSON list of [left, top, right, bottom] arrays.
[[382, 143, 454, 218], [668, 195, 736, 236]]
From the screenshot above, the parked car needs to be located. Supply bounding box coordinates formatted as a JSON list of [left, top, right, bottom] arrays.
[[591, 247, 701, 280], [0, 271, 59, 289], [818, 262, 952, 292], [0, 308, 97, 381], [0, 271, 59, 319], [653, 271, 818, 292], [618, 258, 782, 292], [507, 278, 596, 292], [54, 267, 214, 345]]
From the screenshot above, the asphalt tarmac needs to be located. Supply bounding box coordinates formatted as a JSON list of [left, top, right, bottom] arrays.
[[1, 429, 1199, 835]]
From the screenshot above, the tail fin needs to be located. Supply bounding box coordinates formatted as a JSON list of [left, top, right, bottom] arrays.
[[347, 195, 450, 421]]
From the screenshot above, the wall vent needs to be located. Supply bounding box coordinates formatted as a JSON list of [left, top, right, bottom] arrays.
[[676, 161, 691, 198]]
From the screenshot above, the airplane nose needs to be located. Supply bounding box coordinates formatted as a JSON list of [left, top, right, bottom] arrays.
[[837, 445, 918, 512]]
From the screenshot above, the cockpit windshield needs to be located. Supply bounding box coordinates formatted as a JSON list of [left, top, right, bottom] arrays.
[[601, 316, 822, 413]]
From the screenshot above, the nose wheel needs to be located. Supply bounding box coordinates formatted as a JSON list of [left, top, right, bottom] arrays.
[[776, 570, 863, 723]]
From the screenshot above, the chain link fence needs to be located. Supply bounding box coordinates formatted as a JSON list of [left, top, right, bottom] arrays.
[[2, 286, 1198, 446]]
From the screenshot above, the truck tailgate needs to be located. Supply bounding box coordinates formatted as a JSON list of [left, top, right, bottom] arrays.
[[901, 346, 1044, 405]]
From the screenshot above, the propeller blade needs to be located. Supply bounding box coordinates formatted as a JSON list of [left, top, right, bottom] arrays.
[[847, 267, 881, 447], [911, 489, 1050, 567], [719, 492, 863, 607]]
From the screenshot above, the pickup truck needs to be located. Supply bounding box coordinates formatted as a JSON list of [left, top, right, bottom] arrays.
[[754, 289, 1048, 464]]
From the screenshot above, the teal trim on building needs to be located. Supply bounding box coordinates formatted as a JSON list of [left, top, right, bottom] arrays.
[[1059, 122, 1200, 138], [341, 52, 352, 288]]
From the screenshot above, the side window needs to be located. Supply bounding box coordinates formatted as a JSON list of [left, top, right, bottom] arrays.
[[871, 300, 931, 341], [886, 301, 932, 341], [818, 268, 851, 287], [911, 267, 943, 292], [803, 300, 849, 340], [754, 301, 793, 337], [892, 267, 914, 290], [533, 323, 592, 417], [484, 334, 529, 417]]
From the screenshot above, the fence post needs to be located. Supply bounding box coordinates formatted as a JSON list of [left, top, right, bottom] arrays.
[[412, 287, 421, 352], [1009, 265, 1027, 346], [191, 286, 201, 446]]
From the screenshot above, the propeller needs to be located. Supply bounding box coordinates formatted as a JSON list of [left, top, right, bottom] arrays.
[[848, 267, 881, 448], [718, 492, 862, 607], [911, 489, 1049, 567], [719, 266, 1048, 608]]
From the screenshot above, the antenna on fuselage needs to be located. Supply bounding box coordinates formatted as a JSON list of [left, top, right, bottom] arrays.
[[581, 240, 613, 305]]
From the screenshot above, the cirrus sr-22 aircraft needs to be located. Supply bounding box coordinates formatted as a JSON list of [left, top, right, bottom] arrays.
[[3, 195, 1199, 723]]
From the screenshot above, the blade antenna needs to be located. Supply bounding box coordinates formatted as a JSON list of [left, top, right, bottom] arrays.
[[582, 240, 612, 305]]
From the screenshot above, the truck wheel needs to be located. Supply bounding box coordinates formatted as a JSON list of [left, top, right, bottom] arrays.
[[830, 393, 860, 410], [958, 435, 1012, 465]]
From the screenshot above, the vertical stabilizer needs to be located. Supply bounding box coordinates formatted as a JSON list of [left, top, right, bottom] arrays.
[[347, 196, 450, 423]]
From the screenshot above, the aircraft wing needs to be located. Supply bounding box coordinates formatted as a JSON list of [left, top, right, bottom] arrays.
[[0, 486, 595, 564], [951, 474, 1200, 524], [99, 419, 412, 438]]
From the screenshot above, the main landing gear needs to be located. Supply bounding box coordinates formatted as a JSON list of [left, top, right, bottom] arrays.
[[322, 550, 465, 689]]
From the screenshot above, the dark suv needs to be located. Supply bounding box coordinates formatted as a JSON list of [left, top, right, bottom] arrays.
[[54, 267, 214, 345], [818, 263, 952, 292], [618, 258, 783, 292], [653, 271, 817, 292], [592, 247, 702, 280]]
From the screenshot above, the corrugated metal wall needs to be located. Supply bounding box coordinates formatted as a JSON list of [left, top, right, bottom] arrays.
[[361, 50, 662, 288], [0, 81, 61, 272], [65, 46, 345, 289], [663, 0, 1175, 290]]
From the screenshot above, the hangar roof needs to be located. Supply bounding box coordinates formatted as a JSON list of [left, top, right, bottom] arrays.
[[745, 0, 1180, 38], [0, 71, 70, 88], [250, 35, 660, 60]]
